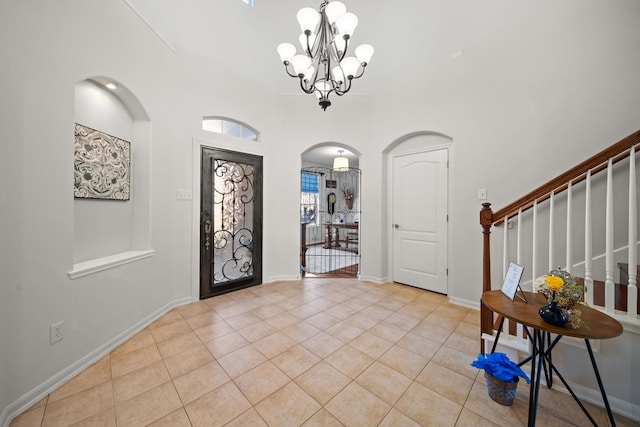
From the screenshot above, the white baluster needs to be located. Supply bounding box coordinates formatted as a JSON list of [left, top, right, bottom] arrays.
[[517, 209, 522, 264], [532, 200, 538, 289], [566, 181, 573, 274], [628, 147, 638, 318], [524, 205, 535, 341], [605, 159, 615, 313], [502, 315, 509, 337], [549, 191, 555, 271], [584, 171, 593, 306], [503, 215, 508, 279], [517, 322, 524, 341]]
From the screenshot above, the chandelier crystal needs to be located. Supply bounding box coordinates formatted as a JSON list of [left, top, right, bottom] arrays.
[[277, 1, 374, 111]]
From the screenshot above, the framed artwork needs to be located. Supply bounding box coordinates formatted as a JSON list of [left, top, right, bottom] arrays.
[[74, 123, 131, 200], [501, 262, 525, 301]]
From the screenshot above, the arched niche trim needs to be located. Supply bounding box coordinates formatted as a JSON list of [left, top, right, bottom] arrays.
[[69, 77, 154, 279]]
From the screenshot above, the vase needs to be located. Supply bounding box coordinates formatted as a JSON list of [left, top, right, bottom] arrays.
[[345, 198, 353, 210], [539, 300, 568, 326]]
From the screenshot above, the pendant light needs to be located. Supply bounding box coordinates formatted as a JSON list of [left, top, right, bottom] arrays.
[[333, 150, 349, 171]]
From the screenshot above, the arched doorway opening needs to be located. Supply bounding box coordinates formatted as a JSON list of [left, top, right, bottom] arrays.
[[301, 146, 361, 278]]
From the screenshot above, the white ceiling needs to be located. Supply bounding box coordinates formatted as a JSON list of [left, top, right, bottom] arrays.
[[128, 0, 534, 92], [126, 0, 535, 164]]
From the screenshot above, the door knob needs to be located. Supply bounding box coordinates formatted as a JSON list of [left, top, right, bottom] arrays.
[[394, 224, 400, 228]]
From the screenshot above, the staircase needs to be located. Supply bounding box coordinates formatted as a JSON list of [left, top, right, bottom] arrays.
[[478, 130, 640, 420]]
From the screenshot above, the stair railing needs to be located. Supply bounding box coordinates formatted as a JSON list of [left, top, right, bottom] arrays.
[[480, 130, 640, 348]]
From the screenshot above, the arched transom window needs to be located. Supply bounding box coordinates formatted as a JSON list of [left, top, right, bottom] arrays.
[[202, 116, 258, 141]]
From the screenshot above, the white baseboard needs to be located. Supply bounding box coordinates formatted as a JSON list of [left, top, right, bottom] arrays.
[[448, 296, 480, 310], [1, 296, 192, 427], [264, 274, 302, 283], [358, 275, 386, 284]]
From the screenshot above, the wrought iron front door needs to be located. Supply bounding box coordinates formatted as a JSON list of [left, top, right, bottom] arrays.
[[200, 147, 262, 299]]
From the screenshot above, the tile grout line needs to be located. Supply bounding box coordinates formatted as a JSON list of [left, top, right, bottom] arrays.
[[14, 279, 619, 427]]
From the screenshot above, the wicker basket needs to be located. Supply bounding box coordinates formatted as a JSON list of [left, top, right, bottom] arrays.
[[484, 372, 519, 406]]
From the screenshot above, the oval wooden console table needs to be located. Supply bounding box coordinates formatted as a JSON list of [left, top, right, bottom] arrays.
[[481, 290, 623, 426]]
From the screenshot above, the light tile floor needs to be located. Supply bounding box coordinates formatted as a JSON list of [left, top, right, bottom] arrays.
[[9, 279, 639, 427]]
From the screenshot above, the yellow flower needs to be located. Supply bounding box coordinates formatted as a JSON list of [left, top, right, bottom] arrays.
[[545, 275, 564, 291]]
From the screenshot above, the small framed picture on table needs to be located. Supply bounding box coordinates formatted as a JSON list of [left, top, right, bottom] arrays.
[[501, 262, 526, 302]]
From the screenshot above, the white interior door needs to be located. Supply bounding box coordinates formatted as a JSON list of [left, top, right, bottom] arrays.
[[392, 149, 448, 293]]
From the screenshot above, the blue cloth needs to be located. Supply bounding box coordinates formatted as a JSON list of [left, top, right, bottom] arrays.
[[471, 353, 531, 384]]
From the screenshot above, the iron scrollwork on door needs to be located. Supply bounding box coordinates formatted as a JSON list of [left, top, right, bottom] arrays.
[[200, 146, 262, 299], [211, 159, 255, 284]]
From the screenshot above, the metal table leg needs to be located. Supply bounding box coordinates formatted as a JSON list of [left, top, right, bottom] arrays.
[[585, 339, 617, 427]]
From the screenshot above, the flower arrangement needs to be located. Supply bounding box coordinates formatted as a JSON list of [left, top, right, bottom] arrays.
[[534, 267, 587, 329], [341, 183, 354, 210]]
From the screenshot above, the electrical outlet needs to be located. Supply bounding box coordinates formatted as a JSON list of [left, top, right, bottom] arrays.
[[50, 321, 64, 344]]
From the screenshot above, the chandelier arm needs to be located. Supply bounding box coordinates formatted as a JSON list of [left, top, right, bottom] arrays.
[[298, 77, 316, 94], [283, 62, 300, 78], [351, 64, 367, 79], [334, 77, 353, 96], [303, 30, 314, 57], [337, 36, 350, 62]]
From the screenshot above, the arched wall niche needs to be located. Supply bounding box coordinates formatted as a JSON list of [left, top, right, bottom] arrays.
[[70, 77, 153, 278]]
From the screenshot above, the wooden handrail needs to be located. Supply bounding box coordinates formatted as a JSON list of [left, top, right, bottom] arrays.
[[492, 130, 640, 225]]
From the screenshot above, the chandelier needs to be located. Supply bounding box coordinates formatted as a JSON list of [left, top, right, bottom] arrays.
[[277, 1, 374, 111]]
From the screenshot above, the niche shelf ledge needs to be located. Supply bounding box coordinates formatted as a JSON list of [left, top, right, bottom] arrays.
[[68, 250, 155, 279]]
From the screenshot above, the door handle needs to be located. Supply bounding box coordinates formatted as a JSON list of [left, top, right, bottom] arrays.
[[204, 220, 212, 251], [394, 224, 400, 229]]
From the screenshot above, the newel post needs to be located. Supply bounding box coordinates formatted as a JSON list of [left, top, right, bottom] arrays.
[[480, 202, 494, 353]]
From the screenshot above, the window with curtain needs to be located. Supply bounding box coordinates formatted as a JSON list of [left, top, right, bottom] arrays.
[[301, 172, 319, 225]]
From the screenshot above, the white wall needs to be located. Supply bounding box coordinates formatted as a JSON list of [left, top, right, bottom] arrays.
[[367, 0, 640, 304], [1, 0, 640, 423], [0, 44, 17, 419], [0, 0, 277, 423], [275, 94, 376, 280]]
